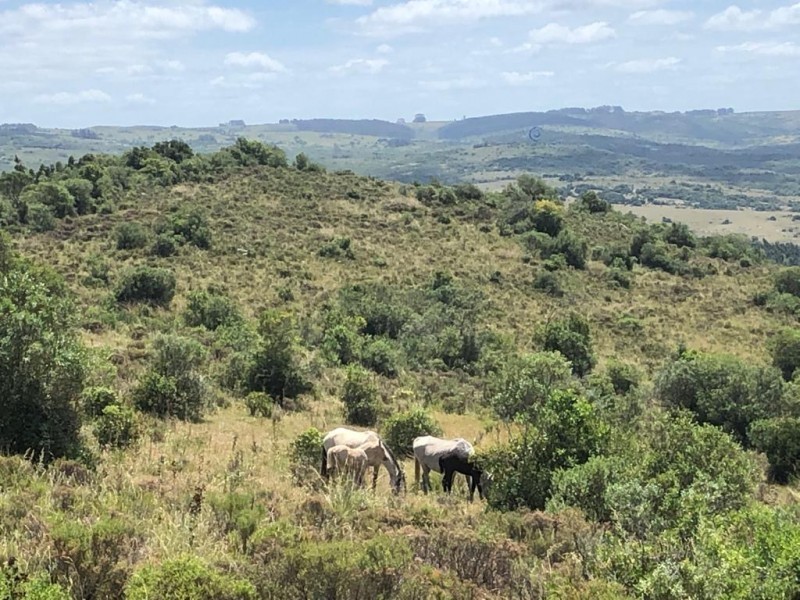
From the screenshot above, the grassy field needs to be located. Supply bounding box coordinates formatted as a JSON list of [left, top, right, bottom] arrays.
[[4, 147, 800, 598]]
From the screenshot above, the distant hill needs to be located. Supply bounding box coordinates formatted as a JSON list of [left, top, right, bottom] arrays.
[[290, 118, 413, 139]]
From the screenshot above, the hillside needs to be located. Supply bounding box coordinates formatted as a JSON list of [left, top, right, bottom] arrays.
[[4, 108, 800, 211], [2, 140, 800, 598]]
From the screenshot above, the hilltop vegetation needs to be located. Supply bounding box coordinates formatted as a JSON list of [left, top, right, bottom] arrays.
[[2, 139, 800, 599]]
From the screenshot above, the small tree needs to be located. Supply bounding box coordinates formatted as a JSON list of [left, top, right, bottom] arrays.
[[245, 310, 312, 406], [775, 267, 800, 297], [771, 328, 800, 381], [116, 267, 176, 306], [539, 314, 596, 377], [749, 417, 800, 483], [0, 248, 85, 460], [576, 191, 611, 214], [341, 365, 380, 426], [382, 408, 442, 458]]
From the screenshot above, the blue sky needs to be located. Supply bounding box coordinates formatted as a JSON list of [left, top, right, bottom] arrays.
[[0, 0, 798, 127]]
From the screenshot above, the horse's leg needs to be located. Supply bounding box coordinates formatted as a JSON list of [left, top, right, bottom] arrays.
[[320, 446, 328, 479], [372, 465, 379, 491], [421, 465, 430, 494], [442, 467, 453, 494], [468, 473, 477, 502], [414, 459, 420, 490]]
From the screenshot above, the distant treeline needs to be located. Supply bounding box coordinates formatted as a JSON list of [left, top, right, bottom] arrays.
[[291, 119, 413, 139], [755, 239, 800, 266]]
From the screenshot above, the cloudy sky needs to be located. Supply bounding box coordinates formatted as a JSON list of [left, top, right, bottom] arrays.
[[0, 0, 798, 127]]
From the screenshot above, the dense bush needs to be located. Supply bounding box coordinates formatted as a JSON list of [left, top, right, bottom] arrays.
[[166, 206, 212, 249], [114, 222, 149, 250], [183, 287, 241, 331], [770, 328, 800, 381], [532, 270, 564, 296], [576, 190, 611, 214], [749, 417, 800, 483], [488, 351, 573, 422], [341, 365, 380, 426], [360, 337, 401, 378], [664, 222, 697, 248], [80, 386, 119, 418], [133, 335, 208, 421], [483, 389, 608, 511], [774, 267, 800, 297], [655, 350, 786, 444], [93, 404, 140, 449], [539, 314, 596, 377], [289, 427, 324, 483], [605, 360, 641, 395], [244, 392, 274, 418], [0, 247, 85, 460], [245, 310, 312, 406], [382, 408, 442, 458], [125, 556, 256, 600], [115, 266, 176, 306]]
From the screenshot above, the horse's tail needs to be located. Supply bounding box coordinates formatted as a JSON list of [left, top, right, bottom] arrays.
[[320, 444, 328, 479]]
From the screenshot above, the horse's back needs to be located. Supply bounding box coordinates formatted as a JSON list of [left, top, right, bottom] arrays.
[[323, 427, 379, 450], [413, 436, 472, 472]]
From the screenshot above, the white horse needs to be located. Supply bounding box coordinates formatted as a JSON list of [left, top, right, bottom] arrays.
[[325, 444, 369, 487], [413, 435, 485, 501], [321, 427, 405, 493]]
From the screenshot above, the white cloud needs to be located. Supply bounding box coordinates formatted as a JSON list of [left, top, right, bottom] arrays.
[[717, 41, 800, 57], [766, 2, 800, 27], [329, 58, 389, 75], [501, 70, 554, 85], [126, 92, 156, 104], [528, 21, 616, 45], [34, 89, 111, 104], [419, 76, 487, 91], [376, 43, 393, 53], [615, 56, 681, 73], [356, 0, 545, 35], [628, 9, 693, 25], [224, 52, 287, 72], [705, 6, 762, 30]]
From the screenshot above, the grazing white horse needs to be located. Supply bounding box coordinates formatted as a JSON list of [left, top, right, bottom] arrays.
[[325, 444, 369, 487], [321, 427, 405, 493], [413, 435, 485, 501]]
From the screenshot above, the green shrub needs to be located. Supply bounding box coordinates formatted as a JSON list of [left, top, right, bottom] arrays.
[[321, 313, 364, 366], [770, 328, 800, 381], [341, 365, 380, 426], [93, 404, 140, 449], [530, 199, 564, 236], [548, 456, 621, 522], [774, 267, 800, 297], [151, 233, 178, 257], [0, 257, 85, 460], [483, 389, 608, 511], [114, 222, 149, 250], [639, 241, 679, 274], [361, 337, 401, 378], [80, 386, 118, 418], [125, 556, 256, 600], [167, 206, 212, 249], [606, 361, 641, 395], [749, 417, 800, 483], [382, 408, 442, 458], [115, 266, 176, 306], [318, 237, 354, 259], [576, 190, 611, 214], [533, 271, 564, 296], [539, 314, 595, 377], [51, 516, 142, 600], [27, 203, 56, 232], [289, 427, 324, 483], [488, 351, 573, 422], [664, 222, 697, 248], [184, 287, 241, 331], [244, 392, 274, 417], [133, 335, 208, 421], [655, 350, 786, 444], [245, 310, 312, 406], [0, 567, 70, 600]]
